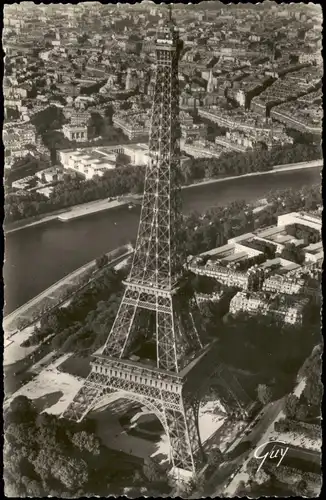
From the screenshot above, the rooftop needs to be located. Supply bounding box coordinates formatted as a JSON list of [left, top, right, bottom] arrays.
[[304, 241, 323, 254], [222, 251, 248, 263]]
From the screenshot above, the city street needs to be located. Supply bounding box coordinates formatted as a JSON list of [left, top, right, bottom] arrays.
[[205, 380, 310, 496]]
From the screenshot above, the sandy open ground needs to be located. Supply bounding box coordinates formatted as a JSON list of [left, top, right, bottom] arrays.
[[5, 353, 84, 414], [4, 324, 41, 366]]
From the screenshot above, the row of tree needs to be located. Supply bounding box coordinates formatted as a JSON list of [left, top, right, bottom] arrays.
[[274, 418, 321, 441], [23, 266, 127, 356], [18, 269, 95, 334], [280, 344, 322, 426], [181, 142, 322, 185], [5, 141, 322, 224]]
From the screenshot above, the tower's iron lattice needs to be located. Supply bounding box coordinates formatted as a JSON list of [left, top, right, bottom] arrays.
[[62, 14, 250, 475]]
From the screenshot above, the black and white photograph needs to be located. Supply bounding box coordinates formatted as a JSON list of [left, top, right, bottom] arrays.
[[2, 1, 323, 497]]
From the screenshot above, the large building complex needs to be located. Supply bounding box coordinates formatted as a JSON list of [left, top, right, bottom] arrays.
[[189, 211, 322, 324], [59, 148, 117, 179], [58, 143, 150, 179]]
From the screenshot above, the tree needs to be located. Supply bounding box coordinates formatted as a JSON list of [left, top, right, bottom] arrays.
[[8, 396, 37, 424], [303, 375, 322, 408], [296, 405, 308, 422], [4, 472, 26, 497], [95, 253, 109, 269], [255, 469, 270, 485], [187, 472, 206, 496], [208, 446, 223, 466], [296, 479, 308, 495], [284, 394, 299, 419], [257, 384, 272, 405], [142, 457, 163, 483], [51, 455, 89, 490], [21, 476, 44, 497], [281, 243, 305, 264], [32, 448, 58, 482], [71, 431, 101, 455]]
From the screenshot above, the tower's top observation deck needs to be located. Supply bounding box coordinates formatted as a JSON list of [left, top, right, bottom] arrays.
[[155, 7, 181, 51]]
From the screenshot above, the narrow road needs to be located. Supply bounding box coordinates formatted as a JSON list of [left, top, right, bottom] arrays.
[[203, 398, 286, 496], [206, 378, 310, 496]]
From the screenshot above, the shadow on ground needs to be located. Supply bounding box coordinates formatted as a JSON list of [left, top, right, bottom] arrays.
[[33, 391, 63, 412]]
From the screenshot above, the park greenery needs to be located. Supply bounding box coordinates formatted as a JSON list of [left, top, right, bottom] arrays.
[[22, 266, 128, 355], [4, 395, 169, 497], [5, 140, 322, 225], [212, 309, 320, 402], [180, 182, 321, 257], [275, 343, 322, 434]]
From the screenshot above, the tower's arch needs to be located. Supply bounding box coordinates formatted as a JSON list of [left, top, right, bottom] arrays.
[[91, 389, 169, 437]]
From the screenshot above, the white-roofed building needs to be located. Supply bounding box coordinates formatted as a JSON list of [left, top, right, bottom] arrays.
[[277, 212, 322, 233], [58, 149, 117, 179], [303, 241, 323, 264]]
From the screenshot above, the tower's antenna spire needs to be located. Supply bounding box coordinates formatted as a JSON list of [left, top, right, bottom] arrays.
[[168, 3, 172, 22]]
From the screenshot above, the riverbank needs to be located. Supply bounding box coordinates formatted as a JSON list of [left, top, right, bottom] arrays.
[[5, 198, 130, 234], [57, 198, 127, 221], [4, 244, 133, 367], [5, 160, 322, 234], [182, 159, 323, 191]]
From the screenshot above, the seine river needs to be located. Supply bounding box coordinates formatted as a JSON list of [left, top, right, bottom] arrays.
[[4, 167, 320, 315]]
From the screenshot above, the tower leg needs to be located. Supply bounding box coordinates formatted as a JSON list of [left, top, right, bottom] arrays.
[[164, 398, 203, 474], [62, 372, 107, 422], [102, 289, 140, 358]]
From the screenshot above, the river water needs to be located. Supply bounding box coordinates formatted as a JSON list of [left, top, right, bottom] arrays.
[[4, 168, 321, 315]]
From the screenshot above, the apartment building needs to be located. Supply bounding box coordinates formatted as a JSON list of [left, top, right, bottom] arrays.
[[230, 291, 308, 325], [270, 101, 322, 134], [113, 111, 150, 140], [230, 292, 267, 315], [180, 139, 224, 158], [262, 274, 305, 295]]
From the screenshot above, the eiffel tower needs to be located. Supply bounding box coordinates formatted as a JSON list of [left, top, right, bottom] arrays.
[[62, 11, 249, 476]]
